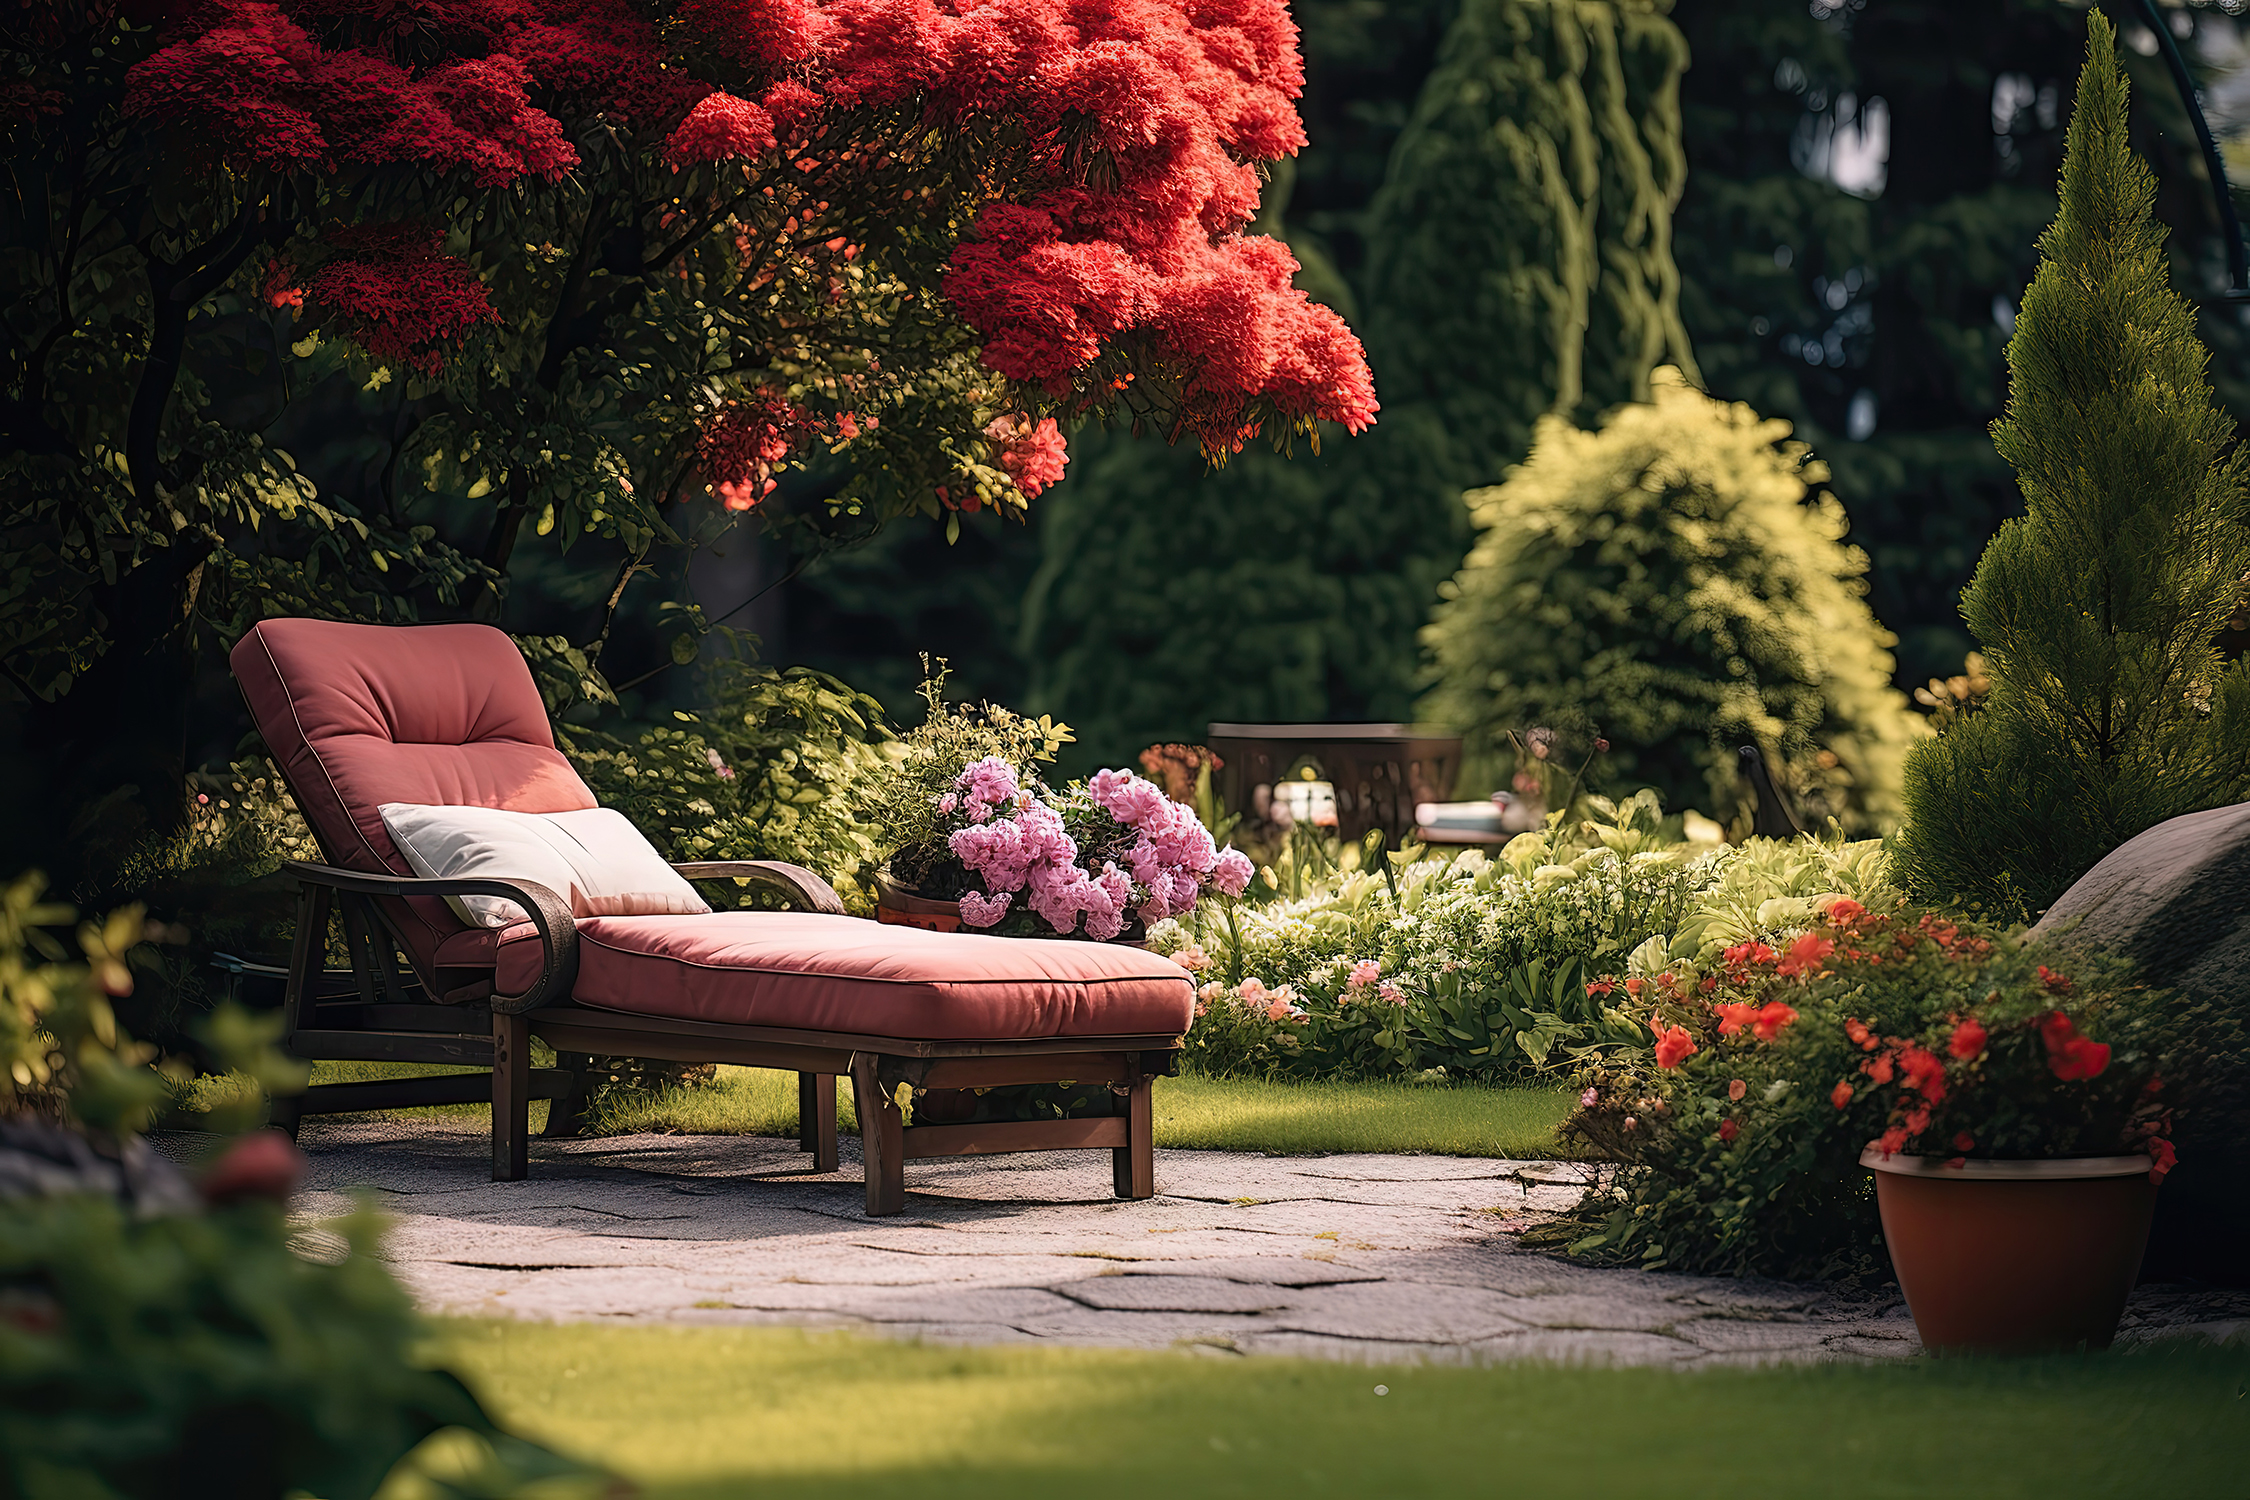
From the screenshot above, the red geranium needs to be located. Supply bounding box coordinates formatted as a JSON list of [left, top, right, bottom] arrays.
[[1651, 1021, 1696, 1070], [1749, 1001, 1798, 1043], [1774, 933, 1834, 980], [1947, 1018, 1987, 1060], [2041, 1011, 2111, 1081], [1897, 1043, 1946, 1104]]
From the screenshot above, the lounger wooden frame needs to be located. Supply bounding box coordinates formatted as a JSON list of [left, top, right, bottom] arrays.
[[276, 858, 1179, 1215]]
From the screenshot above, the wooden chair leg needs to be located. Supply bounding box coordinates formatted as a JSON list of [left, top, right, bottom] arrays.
[[850, 1054, 904, 1215], [542, 1051, 594, 1139], [799, 1071, 838, 1173], [1114, 1073, 1155, 1200], [491, 1012, 530, 1181]]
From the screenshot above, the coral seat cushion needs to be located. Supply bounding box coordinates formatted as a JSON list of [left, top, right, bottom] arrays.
[[572, 914, 1194, 1040], [231, 617, 598, 978]]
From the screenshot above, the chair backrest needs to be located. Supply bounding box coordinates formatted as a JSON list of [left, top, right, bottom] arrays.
[[232, 618, 598, 981]]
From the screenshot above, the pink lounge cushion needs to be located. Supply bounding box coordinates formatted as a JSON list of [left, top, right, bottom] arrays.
[[232, 617, 600, 976], [571, 914, 1195, 1040], [234, 619, 595, 876]]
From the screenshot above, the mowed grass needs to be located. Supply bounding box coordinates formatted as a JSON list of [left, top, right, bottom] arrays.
[[423, 1318, 2250, 1500], [240, 1061, 1575, 1159]]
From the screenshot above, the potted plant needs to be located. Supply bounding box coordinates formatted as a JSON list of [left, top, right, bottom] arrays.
[[864, 670, 1251, 944], [859, 673, 1251, 1125], [1565, 900, 2177, 1347], [1836, 921, 2175, 1354]]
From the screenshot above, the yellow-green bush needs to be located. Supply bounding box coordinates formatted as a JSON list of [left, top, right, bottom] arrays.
[[1422, 369, 1921, 834]]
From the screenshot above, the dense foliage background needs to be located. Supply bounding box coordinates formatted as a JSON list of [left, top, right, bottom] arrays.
[[779, 0, 2250, 774]]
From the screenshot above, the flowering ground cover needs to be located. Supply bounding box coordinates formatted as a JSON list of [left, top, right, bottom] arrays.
[[429, 1319, 2250, 1498]]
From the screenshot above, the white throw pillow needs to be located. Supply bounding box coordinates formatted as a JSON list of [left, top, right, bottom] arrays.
[[377, 804, 711, 929]]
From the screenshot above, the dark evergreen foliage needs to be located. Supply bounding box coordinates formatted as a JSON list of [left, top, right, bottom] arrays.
[[1892, 12, 2250, 916], [1019, 0, 1696, 772], [1671, 0, 2250, 685]]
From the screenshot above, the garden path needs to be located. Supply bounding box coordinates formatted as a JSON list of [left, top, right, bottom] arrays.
[[279, 1119, 2248, 1366]]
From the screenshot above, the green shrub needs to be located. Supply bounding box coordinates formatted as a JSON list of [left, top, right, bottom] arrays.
[[1421, 368, 1923, 835], [528, 636, 902, 912], [1891, 13, 2250, 917], [0, 875, 593, 1499], [0, 1193, 589, 1500], [1155, 797, 1898, 1084]]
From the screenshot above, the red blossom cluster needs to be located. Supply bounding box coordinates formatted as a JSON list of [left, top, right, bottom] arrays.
[[696, 392, 834, 510], [685, 0, 1380, 450], [124, 2, 588, 182], [1714, 999, 1799, 1042], [665, 90, 776, 166], [119, 0, 1377, 472], [982, 413, 1069, 498], [309, 223, 500, 375]]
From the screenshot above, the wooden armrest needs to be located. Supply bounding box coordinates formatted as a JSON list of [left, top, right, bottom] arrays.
[[280, 860, 578, 1015], [671, 860, 848, 915]]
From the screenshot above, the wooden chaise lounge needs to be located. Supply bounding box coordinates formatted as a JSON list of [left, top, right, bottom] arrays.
[[230, 618, 1193, 1215]]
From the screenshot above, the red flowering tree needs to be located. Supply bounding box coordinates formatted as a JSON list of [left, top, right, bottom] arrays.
[[0, 0, 1376, 866]]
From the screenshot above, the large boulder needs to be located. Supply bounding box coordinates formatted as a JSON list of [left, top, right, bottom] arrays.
[[2029, 801, 2250, 1282]]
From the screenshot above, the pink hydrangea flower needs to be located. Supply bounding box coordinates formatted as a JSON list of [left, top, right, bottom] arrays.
[[1175, 942, 1209, 972], [1089, 767, 1169, 826], [1211, 848, 1253, 897], [1378, 981, 1406, 1007], [957, 889, 1012, 927], [1347, 959, 1381, 990], [956, 755, 1020, 809]]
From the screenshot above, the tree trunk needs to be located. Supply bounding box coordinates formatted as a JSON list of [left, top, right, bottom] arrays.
[[6, 543, 209, 888]]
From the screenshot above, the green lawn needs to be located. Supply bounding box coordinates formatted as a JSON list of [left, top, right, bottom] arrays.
[[234, 1062, 1575, 1159], [422, 1319, 2250, 1499]]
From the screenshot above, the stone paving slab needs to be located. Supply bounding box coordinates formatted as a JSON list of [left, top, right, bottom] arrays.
[[220, 1117, 2250, 1369]]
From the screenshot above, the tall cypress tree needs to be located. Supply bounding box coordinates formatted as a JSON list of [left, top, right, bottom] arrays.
[[1018, 0, 1696, 769], [1669, 0, 2250, 688], [1891, 10, 2250, 916]]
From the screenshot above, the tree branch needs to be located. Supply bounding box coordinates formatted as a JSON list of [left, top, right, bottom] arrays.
[[641, 185, 757, 274], [124, 199, 269, 507], [586, 545, 654, 669]]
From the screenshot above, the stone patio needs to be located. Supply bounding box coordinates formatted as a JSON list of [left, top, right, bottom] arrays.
[[269, 1118, 2249, 1366]]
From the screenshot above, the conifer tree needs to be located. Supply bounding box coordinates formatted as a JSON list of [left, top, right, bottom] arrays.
[[1891, 12, 2250, 916]]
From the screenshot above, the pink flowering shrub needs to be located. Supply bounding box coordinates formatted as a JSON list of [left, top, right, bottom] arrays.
[[936, 759, 1250, 940], [1184, 975, 1311, 1075]]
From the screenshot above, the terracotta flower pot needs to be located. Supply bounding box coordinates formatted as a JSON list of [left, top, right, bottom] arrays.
[[1863, 1148, 2158, 1354], [874, 873, 963, 933], [873, 871, 1148, 945]]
